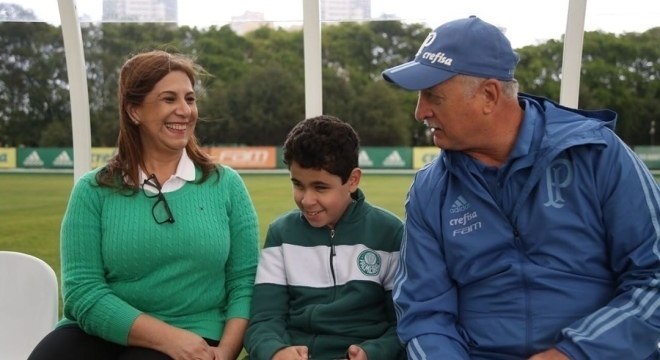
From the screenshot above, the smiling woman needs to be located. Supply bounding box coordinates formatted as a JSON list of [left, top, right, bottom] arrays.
[[102, 50, 213, 188], [26, 50, 260, 360], [127, 70, 199, 180]]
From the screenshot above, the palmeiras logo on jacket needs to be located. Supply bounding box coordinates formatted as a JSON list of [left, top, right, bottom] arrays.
[[357, 249, 381, 276]]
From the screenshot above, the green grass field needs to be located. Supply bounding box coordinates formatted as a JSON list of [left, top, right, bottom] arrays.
[[0, 171, 413, 286]]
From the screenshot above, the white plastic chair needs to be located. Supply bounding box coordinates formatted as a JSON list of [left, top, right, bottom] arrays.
[[0, 251, 59, 360]]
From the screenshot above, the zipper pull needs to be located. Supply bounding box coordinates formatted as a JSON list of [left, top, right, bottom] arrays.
[[330, 229, 336, 257]]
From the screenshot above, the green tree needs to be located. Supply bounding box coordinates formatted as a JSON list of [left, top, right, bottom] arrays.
[[190, 25, 251, 145], [244, 26, 304, 77], [516, 39, 563, 99], [196, 81, 234, 146], [351, 81, 410, 145], [224, 65, 304, 145], [322, 66, 358, 126], [0, 22, 68, 147], [1, 19, 658, 148], [40, 119, 72, 146], [579, 29, 660, 144], [517, 28, 660, 145], [321, 21, 429, 145], [192, 25, 254, 85]]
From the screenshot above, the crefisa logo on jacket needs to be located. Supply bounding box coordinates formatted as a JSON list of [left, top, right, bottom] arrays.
[[449, 196, 482, 237], [357, 250, 381, 276]]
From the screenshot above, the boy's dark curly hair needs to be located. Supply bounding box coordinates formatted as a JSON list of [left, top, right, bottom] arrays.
[[283, 115, 359, 184]]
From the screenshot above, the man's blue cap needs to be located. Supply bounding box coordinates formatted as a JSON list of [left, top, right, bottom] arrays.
[[382, 16, 520, 90]]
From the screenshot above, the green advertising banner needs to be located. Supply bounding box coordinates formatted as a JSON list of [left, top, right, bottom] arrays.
[[634, 146, 660, 170], [275, 146, 286, 169], [92, 147, 117, 169], [275, 146, 412, 170], [18, 148, 74, 169], [7, 146, 436, 171], [0, 148, 16, 169], [359, 147, 411, 169], [413, 147, 442, 169]]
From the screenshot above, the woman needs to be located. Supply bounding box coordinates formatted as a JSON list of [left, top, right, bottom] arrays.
[[29, 50, 259, 360]]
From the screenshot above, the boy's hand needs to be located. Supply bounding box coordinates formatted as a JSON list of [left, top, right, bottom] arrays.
[[346, 345, 367, 360], [273, 345, 309, 360]]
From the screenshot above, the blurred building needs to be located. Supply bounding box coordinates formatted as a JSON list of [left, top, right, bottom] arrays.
[[322, 0, 371, 21], [102, 0, 177, 23], [230, 11, 271, 35]]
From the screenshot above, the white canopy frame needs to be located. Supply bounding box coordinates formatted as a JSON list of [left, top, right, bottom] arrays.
[[58, 0, 587, 182], [560, 0, 587, 108], [58, 0, 91, 182]]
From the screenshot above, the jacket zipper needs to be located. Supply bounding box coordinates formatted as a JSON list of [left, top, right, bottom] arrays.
[[309, 229, 337, 359], [329, 228, 337, 288], [513, 227, 532, 355]]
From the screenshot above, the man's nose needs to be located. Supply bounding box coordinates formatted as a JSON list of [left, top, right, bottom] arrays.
[[415, 94, 432, 122]]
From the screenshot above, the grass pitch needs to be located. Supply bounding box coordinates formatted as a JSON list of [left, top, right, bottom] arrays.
[[0, 171, 413, 284]]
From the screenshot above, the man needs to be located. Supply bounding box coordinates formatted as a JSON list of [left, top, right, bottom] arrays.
[[382, 15, 660, 359]]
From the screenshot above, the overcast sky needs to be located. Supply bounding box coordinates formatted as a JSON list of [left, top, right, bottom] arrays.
[[5, 0, 660, 49]]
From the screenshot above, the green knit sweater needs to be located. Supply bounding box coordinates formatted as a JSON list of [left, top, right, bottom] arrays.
[[58, 165, 259, 345]]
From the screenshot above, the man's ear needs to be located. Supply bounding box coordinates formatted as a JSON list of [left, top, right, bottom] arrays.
[[348, 167, 362, 193], [481, 79, 501, 114]]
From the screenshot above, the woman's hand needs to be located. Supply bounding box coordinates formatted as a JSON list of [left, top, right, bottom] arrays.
[[162, 329, 215, 360], [128, 314, 215, 360]]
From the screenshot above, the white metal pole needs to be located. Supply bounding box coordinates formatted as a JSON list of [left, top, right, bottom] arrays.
[[559, 0, 588, 107], [302, 0, 323, 118], [57, 0, 91, 183]]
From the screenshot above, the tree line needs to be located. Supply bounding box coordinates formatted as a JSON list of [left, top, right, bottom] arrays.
[[0, 8, 658, 148]]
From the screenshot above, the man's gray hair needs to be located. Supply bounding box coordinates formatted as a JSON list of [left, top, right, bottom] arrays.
[[460, 75, 519, 99]]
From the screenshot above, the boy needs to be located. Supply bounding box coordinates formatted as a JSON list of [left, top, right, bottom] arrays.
[[244, 115, 405, 360]]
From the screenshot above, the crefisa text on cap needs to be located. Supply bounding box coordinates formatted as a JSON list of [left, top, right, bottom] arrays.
[[416, 31, 453, 66], [422, 51, 452, 66]]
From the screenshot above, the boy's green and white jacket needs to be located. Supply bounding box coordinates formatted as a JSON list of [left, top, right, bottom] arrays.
[[244, 188, 406, 360]]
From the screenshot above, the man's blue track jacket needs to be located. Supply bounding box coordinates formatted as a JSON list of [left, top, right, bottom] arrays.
[[393, 93, 660, 359]]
